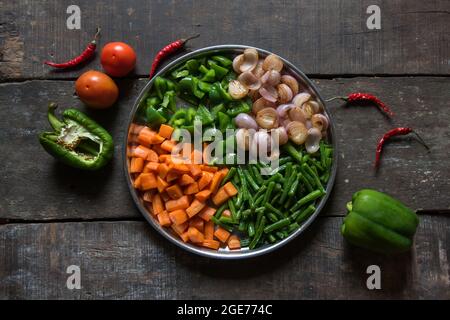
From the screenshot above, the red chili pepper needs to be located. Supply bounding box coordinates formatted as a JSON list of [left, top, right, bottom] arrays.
[[149, 34, 200, 78], [375, 127, 429, 168], [44, 28, 101, 69], [327, 92, 395, 117]]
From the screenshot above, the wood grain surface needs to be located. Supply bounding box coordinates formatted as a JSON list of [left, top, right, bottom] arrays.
[[1, 217, 449, 299], [1, 0, 449, 300], [1, 0, 450, 80]]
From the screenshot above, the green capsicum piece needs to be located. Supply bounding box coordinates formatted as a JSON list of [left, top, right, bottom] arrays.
[[146, 106, 167, 127], [226, 100, 251, 117], [341, 189, 419, 254], [212, 55, 233, 67], [201, 69, 216, 82], [39, 103, 114, 171], [217, 111, 232, 132], [178, 77, 205, 99], [160, 90, 176, 112], [207, 60, 228, 79], [195, 105, 214, 126], [154, 76, 167, 99]]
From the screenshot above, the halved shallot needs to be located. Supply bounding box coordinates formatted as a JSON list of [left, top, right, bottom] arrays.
[[305, 128, 322, 154], [311, 114, 329, 132], [238, 71, 261, 90], [261, 70, 281, 86], [286, 121, 308, 145], [228, 80, 249, 100], [252, 97, 276, 114], [293, 92, 311, 107], [281, 75, 299, 96], [277, 84, 293, 104], [288, 105, 307, 123], [235, 113, 258, 130], [240, 48, 259, 73], [256, 107, 278, 129], [232, 54, 244, 74], [259, 85, 278, 103], [262, 54, 284, 72]]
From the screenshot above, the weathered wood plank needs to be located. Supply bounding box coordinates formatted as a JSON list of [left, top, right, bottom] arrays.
[[1, 0, 450, 80], [1, 77, 449, 220], [0, 216, 448, 299]]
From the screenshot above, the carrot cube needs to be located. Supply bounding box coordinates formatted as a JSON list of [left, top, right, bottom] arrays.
[[184, 182, 199, 195], [158, 124, 174, 139], [197, 206, 216, 221], [202, 239, 220, 250], [187, 227, 204, 244], [157, 211, 171, 227], [223, 182, 238, 197], [195, 189, 212, 202], [186, 199, 206, 218], [214, 227, 231, 243], [212, 188, 230, 206], [166, 184, 183, 200], [169, 209, 189, 225], [130, 157, 144, 173]]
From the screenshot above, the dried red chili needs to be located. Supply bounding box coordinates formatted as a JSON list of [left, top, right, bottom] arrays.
[[327, 93, 395, 117], [149, 34, 200, 78], [375, 127, 429, 168], [44, 28, 101, 69]]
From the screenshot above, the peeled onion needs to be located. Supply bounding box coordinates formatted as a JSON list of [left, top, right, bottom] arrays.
[[288, 105, 307, 123], [281, 75, 299, 96], [276, 104, 293, 119], [240, 48, 259, 73], [238, 71, 261, 90], [277, 83, 293, 104], [311, 114, 329, 132], [254, 130, 271, 154], [305, 128, 322, 154], [252, 59, 265, 78], [261, 70, 281, 86], [272, 126, 288, 145], [286, 121, 308, 145], [259, 85, 278, 103], [232, 54, 244, 74], [293, 92, 311, 107], [302, 100, 320, 119], [253, 97, 276, 114], [262, 54, 284, 72], [256, 107, 278, 129], [228, 80, 249, 99], [235, 113, 258, 130]]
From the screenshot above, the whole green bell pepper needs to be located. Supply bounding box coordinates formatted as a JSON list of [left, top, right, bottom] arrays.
[[341, 189, 419, 254], [39, 103, 114, 170]]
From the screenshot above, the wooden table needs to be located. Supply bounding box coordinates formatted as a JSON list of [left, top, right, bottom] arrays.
[[1, 0, 449, 299]]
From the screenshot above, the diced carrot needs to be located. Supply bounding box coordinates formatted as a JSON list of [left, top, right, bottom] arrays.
[[159, 154, 171, 163], [161, 140, 176, 152], [166, 171, 179, 183], [143, 162, 159, 173], [214, 227, 231, 243], [157, 210, 171, 227], [187, 227, 204, 244], [166, 184, 183, 200], [189, 216, 204, 233], [153, 144, 169, 155], [165, 195, 190, 212], [140, 172, 158, 190], [157, 176, 169, 193], [188, 164, 202, 178], [179, 231, 190, 243], [171, 222, 188, 236], [190, 149, 203, 164], [132, 145, 152, 159], [209, 170, 226, 194], [198, 171, 213, 190], [195, 189, 212, 202], [186, 199, 205, 218], [204, 220, 215, 240], [202, 239, 220, 250], [198, 206, 216, 221], [172, 163, 190, 174], [133, 174, 142, 189], [160, 191, 170, 202], [179, 174, 195, 186], [202, 165, 219, 173], [184, 182, 199, 195], [130, 157, 144, 173], [228, 235, 241, 250], [147, 149, 159, 162], [157, 163, 170, 179], [223, 182, 238, 197], [129, 124, 144, 135], [158, 124, 174, 139], [222, 209, 232, 218], [150, 134, 165, 144], [169, 209, 188, 225], [127, 145, 137, 158], [152, 193, 164, 215], [212, 187, 230, 206], [142, 190, 154, 202], [137, 127, 156, 146]]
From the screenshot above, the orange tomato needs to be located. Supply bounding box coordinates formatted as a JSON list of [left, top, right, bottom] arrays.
[[100, 42, 136, 77], [75, 70, 119, 109]]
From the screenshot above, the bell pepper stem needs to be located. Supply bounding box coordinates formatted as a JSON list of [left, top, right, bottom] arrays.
[[47, 103, 64, 133]]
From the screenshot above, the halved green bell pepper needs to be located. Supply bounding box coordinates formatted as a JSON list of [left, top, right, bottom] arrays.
[[39, 103, 114, 170], [341, 189, 419, 254]]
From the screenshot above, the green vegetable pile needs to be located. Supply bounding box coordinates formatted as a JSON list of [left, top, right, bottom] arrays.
[[138, 54, 251, 135], [211, 141, 333, 249]]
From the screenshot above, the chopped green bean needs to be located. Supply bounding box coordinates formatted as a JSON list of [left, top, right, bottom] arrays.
[[210, 216, 233, 233], [221, 167, 237, 186], [264, 217, 291, 234], [290, 190, 323, 212]]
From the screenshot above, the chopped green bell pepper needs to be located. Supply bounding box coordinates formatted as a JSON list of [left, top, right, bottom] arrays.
[[195, 105, 214, 126]]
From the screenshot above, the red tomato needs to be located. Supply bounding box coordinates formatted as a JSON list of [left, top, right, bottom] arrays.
[[75, 70, 119, 109], [100, 42, 136, 77]]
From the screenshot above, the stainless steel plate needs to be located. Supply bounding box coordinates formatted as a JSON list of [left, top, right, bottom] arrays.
[[123, 45, 338, 259]]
